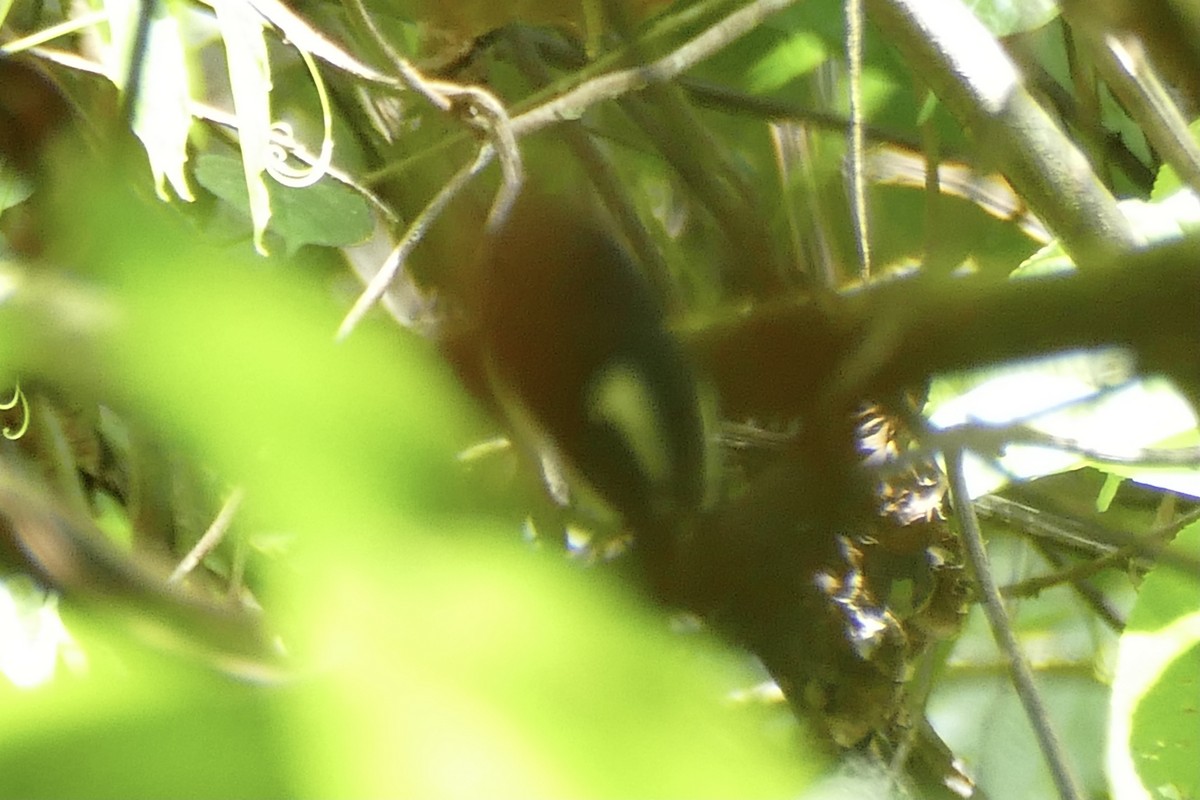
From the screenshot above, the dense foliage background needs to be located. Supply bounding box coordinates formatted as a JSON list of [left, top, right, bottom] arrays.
[[2, 0, 1199, 798]]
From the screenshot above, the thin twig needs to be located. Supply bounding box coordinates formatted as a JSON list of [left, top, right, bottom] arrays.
[[355, 0, 802, 204], [846, 0, 871, 280], [169, 487, 246, 585], [0, 10, 109, 55], [336, 145, 495, 341], [335, 0, 523, 338], [339, 0, 804, 337], [682, 77, 921, 146], [937, 419, 1200, 469], [1001, 545, 1129, 600], [511, 0, 805, 137], [1011, 540, 1126, 632], [978, 494, 1200, 578], [341, 0, 522, 195], [1013, 55, 1155, 192], [945, 448, 1086, 800], [1061, 8, 1200, 199], [505, 27, 675, 299], [242, 0, 399, 87]]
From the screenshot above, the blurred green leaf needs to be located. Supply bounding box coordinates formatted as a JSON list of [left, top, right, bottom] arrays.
[[1151, 120, 1200, 202], [285, 523, 819, 799], [0, 161, 33, 212], [0, 643, 296, 800]]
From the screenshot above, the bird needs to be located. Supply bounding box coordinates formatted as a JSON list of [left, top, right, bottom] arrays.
[[468, 190, 712, 554], [460, 189, 975, 797]]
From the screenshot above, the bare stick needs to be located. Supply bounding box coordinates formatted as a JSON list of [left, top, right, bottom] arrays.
[[846, 0, 872, 280], [335, 0, 524, 338], [945, 448, 1086, 800], [336, 145, 495, 340], [169, 487, 247, 585], [340, 0, 521, 196], [511, 0, 804, 137], [336, 0, 804, 331]]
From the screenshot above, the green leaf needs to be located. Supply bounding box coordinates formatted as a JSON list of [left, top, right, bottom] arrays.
[[1151, 120, 1200, 202], [1129, 642, 1200, 800], [0, 161, 33, 212], [101, 0, 195, 201], [0, 150, 822, 799], [744, 28, 828, 95], [1013, 239, 1074, 277], [1108, 521, 1200, 800], [195, 153, 373, 253]]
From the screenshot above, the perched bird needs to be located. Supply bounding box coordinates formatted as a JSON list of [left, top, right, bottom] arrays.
[[460, 189, 973, 797], [469, 191, 711, 547]]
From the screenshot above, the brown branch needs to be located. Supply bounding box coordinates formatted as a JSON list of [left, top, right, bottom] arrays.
[[686, 237, 1200, 422]]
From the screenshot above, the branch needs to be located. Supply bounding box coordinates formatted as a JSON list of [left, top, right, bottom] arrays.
[[335, 0, 524, 339], [510, 0, 804, 137], [1078, 27, 1200, 197], [0, 468, 280, 675], [169, 487, 247, 585], [866, 0, 1139, 266], [945, 449, 1086, 800], [336, 144, 496, 341], [340, 0, 807, 336], [687, 237, 1200, 422]]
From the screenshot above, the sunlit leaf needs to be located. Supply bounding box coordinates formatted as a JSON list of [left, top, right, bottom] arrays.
[[0, 161, 33, 212], [213, 0, 273, 255], [100, 0, 195, 201], [1151, 120, 1200, 203], [964, 0, 1059, 36], [744, 28, 828, 94], [0, 577, 75, 689]]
